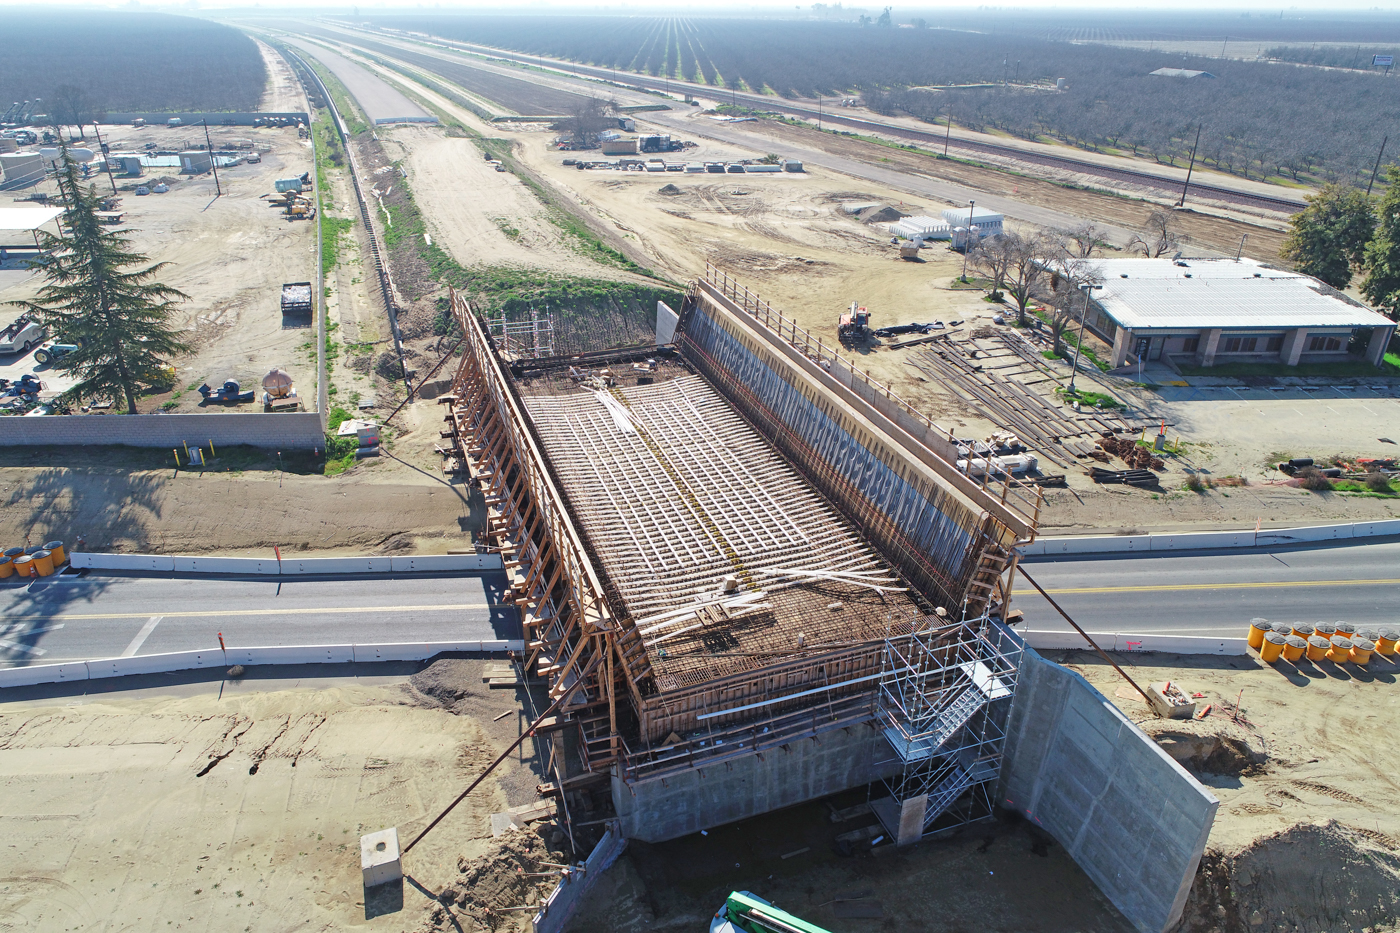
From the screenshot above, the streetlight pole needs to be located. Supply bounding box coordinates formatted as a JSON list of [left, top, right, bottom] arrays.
[[960, 199, 975, 281], [1068, 282, 1099, 397]]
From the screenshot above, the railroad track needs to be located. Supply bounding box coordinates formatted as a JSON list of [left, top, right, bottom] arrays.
[[324, 23, 1307, 216]]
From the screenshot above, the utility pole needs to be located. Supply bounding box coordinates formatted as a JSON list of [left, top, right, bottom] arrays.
[[1068, 283, 1099, 397], [817, 96, 822, 131], [1367, 135, 1389, 197], [1177, 124, 1201, 207], [944, 109, 952, 156], [201, 121, 222, 198], [91, 122, 118, 195], [960, 199, 975, 281]]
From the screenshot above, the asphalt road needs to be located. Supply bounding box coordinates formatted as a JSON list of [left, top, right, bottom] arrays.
[[285, 38, 434, 124], [1016, 539, 1400, 635], [0, 570, 515, 665]]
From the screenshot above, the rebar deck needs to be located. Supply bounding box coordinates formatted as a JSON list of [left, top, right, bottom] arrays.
[[521, 371, 926, 691]]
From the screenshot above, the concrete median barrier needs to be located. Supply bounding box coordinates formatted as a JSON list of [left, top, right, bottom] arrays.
[[67, 551, 504, 575], [0, 639, 524, 690], [1023, 520, 1399, 558], [1021, 630, 1249, 656]]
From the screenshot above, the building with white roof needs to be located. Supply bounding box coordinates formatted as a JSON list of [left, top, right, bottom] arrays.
[[1075, 258, 1395, 369]]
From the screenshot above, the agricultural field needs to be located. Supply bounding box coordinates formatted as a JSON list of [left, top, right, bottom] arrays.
[[293, 26, 592, 115], [361, 13, 1400, 186], [0, 12, 265, 116]]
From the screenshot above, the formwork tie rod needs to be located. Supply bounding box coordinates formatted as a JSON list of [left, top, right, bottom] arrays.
[[1016, 568, 1155, 707]]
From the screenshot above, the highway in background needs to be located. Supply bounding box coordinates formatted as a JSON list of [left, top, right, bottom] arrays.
[[1015, 539, 1399, 635], [309, 21, 1304, 214], [0, 570, 516, 666]]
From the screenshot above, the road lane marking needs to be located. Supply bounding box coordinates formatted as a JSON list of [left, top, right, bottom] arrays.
[[122, 616, 163, 657], [1038, 578, 1400, 595], [0, 602, 495, 623], [0, 624, 64, 657]]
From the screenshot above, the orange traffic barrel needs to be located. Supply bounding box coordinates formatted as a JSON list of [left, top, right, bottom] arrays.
[[1306, 636, 1331, 662], [43, 541, 65, 565], [3, 546, 23, 560], [1376, 628, 1399, 656], [1351, 638, 1375, 665], [29, 550, 54, 577], [1248, 618, 1271, 649], [1314, 621, 1337, 639], [0, 556, 11, 579], [1334, 621, 1355, 637], [1327, 636, 1354, 663], [11, 554, 34, 577], [1261, 632, 1287, 662], [1291, 622, 1315, 639], [1282, 635, 1307, 663]]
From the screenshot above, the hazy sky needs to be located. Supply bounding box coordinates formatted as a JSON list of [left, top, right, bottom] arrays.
[[0, 2, 1395, 11]]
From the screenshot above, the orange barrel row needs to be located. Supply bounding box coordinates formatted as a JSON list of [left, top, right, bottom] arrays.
[[1249, 618, 1385, 666], [0, 541, 67, 579]]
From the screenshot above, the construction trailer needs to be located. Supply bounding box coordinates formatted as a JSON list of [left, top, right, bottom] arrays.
[[441, 265, 1039, 845]]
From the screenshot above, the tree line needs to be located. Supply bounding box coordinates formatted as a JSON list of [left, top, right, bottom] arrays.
[[0, 12, 266, 118], [365, 13, 1399, 187], [1282, 175, 1400, 323]]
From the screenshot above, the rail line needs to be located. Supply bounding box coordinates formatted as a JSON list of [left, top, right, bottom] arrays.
[[323, 23, 1307, 215]]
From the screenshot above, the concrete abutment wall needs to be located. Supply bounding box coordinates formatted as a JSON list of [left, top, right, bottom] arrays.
[[1000, 650, 1218, 933], [611, 722, 898, 843]]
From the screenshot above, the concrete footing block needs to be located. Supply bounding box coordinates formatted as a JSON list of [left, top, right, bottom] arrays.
[[361, 827, 402, 888]]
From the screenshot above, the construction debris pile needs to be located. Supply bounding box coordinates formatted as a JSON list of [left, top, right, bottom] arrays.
[[1097, 434, 1165, 471]]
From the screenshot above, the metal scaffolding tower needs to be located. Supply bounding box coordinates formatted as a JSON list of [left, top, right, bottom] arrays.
[[486, 307, 556, 360], [871, 614, 1023, 844]]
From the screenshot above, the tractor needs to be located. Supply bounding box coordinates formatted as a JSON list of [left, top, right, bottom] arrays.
[[32, 342, 79, 366], [198, 380, 255, 404], [837, 301, 873, 345]]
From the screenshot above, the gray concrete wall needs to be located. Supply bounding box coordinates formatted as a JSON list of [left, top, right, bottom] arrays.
[[103, 112, 311, 126], [0, 411, 325, 449], [999, 650, 1218, 933], [613, 723, 898, 843]]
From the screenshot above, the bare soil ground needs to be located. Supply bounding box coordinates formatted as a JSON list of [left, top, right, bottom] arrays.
[[0, 121, 319, 415], [0, 447, 481, 556], [0, 659, 563, 932], [1064, 649, 1400, 933]]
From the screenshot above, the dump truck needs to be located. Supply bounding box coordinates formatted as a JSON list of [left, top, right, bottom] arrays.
[[837, 302, 872, 344], [280, 282, 313, 317], [712, 891, 831, 933]]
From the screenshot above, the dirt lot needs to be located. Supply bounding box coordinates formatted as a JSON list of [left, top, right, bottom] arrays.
[[0, 444, 481, 556], [0, 120, 319, 415], [1068, 648, 1400, 933], [0, 659, 565, 932]]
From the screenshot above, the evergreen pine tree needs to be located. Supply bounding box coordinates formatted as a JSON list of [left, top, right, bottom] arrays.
[[8, 153, 188, 414]]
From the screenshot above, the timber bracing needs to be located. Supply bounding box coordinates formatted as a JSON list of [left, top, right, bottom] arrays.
[[444, 288, 625, 766]]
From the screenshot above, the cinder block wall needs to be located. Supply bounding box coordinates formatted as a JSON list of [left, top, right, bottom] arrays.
[[999, 651, 1218, 933], [612, 723, 899, 843], [0, 412, 325, 449]]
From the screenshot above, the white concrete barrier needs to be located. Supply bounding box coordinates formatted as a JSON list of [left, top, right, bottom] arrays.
[[1022, 629, 1250, 656], [389, 554, 502, 572], [1355, 519, 1400, 538], [173, 556, 280, 575], [0, 640, 525, 690], [1024, 520, 1400, 558], [66, 551, 504, 575], [280, 556, 393, 574], [1149, 530, 1257, 551], [70, 553, 176, 572]]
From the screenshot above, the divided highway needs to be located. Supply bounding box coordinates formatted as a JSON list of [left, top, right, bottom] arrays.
[[0, 570, 516, 666], [311, 22, 1305, 214], [1016, 539, 1399, 636]]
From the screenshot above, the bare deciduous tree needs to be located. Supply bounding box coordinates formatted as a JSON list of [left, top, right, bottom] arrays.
[[1001, 232, 1053, 327], [564, 97, 618, 147], [1043, 249, 1103, 356], [1061, 222, 1107, 258], [51, 84, 92, 140], [969, 234, 1015, 300], [1127, 211, 1182, 258]]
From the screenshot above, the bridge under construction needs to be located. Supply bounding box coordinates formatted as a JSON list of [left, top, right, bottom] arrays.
[[441, 265, 1042, 844]]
